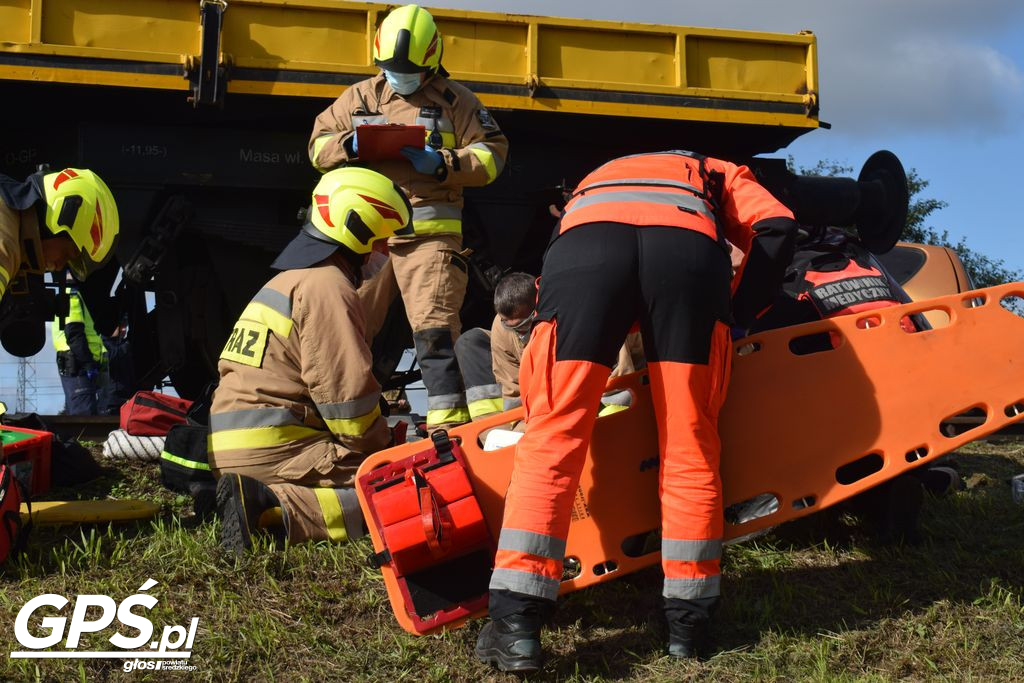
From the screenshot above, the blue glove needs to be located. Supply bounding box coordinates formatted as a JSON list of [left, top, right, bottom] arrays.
[[401, 145, 444, 175], [85, 364, 99, 382], [351, 133, 358, 155]]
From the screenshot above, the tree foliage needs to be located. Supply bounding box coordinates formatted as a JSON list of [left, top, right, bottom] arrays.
[[793, 159, 1020, 288]]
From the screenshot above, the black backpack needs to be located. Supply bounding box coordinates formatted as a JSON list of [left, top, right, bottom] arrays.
[[159, 424, 216, 520]]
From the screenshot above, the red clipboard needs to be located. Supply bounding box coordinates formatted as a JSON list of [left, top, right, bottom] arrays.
[[356, 124, 426, 161]]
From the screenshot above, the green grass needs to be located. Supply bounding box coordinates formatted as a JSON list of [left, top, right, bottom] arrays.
[[2, 441, 1023, 682]]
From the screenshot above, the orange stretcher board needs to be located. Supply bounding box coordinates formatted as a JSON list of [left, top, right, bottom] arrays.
[[356, 283, 1024, 635]]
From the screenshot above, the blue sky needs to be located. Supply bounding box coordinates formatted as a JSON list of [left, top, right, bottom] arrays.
[[1, 323, 77, 414], [439, 0, 1024, 276], [5, 1, 1023, 413]]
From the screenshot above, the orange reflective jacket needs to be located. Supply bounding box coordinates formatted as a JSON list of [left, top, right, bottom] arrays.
[[559, 151, 794, 257]]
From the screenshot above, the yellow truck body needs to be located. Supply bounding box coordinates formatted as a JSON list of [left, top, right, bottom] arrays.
[[1, 0, 819, 129], [4, 2, 893, 399]]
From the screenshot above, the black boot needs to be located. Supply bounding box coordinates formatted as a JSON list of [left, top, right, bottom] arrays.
[[216, 474, 288, 555], [914, 465, 964, 498], [475, 613, 543, 673], [665, 598, 715, 660], [667, 614, 709, 659], [869, 474, 924, 545]]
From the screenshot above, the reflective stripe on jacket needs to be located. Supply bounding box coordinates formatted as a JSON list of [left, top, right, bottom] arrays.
[[209, 254, 391, 468], [560, 150, 798, 328], [560, 151, 792, 247], [53, 290, 105, 359], [560, 151, 721, 241]]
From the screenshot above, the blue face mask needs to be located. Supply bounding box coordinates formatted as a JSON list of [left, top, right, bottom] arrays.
[[384, 70, 423, 95]]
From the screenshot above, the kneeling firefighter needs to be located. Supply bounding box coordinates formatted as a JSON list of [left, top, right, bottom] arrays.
[[210, 167, 413, 553], [0, 168, 119, 356]]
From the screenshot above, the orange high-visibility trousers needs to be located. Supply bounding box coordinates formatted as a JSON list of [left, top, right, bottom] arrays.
[[488, 223, 733, 618]]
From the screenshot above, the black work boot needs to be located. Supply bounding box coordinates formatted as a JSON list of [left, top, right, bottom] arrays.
[[216, 474, 288, 555], [475, 613, 543, 673], [667, 615, 709, 659], [865, 474, 924, 545], [665, 598, 715, 660], [914, 465, 964, 498]]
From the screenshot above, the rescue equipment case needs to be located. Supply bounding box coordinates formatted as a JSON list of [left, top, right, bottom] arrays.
[[120, 391, 193, 436], [159, 424, 214, 492], [1, 426, 53, 497], [358, 430, 495, 633], [0, 462, 29, 565]]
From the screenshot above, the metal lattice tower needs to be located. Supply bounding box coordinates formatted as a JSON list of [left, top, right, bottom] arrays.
[[15, 356, 36, 413]]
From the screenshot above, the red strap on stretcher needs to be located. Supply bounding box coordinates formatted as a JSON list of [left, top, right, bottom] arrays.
[[411, 469, 452, 558]]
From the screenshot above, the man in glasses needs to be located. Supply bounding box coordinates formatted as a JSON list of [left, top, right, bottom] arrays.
[[455, 272, 643, 422]]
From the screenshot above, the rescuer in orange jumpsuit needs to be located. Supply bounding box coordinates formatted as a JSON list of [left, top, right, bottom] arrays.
[[475, 151, 799, 672]]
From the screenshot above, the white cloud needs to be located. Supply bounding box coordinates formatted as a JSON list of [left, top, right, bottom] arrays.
[[820, 36, 1024, 135], [430, 0, 1024, 137]]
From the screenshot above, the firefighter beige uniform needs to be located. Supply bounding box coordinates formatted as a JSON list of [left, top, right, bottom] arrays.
[[0, 197, 35, 300], [209, 254, 390, 543], [308, 72, 509, 427], [491, 319, 526, 410]]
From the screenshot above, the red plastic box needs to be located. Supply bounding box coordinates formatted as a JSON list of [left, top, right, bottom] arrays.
[[1, 425, 53, 497]]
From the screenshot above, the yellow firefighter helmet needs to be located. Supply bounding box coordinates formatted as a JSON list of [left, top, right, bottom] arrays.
[[41, 168, 119, 279], [273, 167, 413, 269], [373, 4, 443, 74]]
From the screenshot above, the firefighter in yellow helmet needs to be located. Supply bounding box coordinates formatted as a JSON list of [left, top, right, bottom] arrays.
[[0, 168, 119, 355], [210, 167, 414, 553], [308, 4, 510, 431]]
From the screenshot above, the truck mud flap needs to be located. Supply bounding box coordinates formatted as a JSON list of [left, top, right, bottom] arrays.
[[356, 282, 1024, 635]]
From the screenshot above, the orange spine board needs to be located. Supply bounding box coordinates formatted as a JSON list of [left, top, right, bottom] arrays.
[[356, 283, 1024, 635]]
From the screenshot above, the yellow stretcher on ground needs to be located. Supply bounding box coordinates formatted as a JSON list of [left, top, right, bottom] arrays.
[[21, 500, 160, 525], [356, 283, 1024, 635]]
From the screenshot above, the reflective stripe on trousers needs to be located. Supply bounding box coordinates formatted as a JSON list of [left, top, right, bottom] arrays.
[[313, 487, 363, 542], [454, 327, 503, 420], [466, 389, 503, 420], [415, 328, 469, 426], [266, 483, 365, 544]]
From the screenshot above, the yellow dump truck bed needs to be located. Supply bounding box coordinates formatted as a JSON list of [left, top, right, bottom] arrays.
[[0, 0, 819, 128]]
